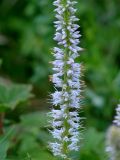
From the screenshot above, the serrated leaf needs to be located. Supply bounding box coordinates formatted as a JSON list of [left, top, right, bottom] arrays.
[[0, 83, 33, 111]]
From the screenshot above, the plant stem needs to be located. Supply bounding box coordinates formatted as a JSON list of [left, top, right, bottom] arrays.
[[0, 113, 4, 135], [61, 0, 71, 157]]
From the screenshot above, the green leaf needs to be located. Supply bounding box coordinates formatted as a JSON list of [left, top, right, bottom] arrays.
[[83, 128, 104, 150], [0, 83, 33, 111], [20, 111, 48, 128], [18, 112, 54, 160], [79, 128, 107, 160], [0, 127, 15, 160], [0, 137, 9, 160]]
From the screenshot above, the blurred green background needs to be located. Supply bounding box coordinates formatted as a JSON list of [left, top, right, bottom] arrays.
[[0, 0, 120, 159]]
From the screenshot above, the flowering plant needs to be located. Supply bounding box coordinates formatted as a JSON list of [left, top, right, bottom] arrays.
[[49, 0, 83, 159]]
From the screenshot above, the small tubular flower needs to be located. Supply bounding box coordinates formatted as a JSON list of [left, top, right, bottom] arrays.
[[49, 0, 83, 159]]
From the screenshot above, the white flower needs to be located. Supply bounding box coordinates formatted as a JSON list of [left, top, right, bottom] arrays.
[[51, 91, 63, 106], [49, 0, 83, 158], [113, 104, 120, 126]]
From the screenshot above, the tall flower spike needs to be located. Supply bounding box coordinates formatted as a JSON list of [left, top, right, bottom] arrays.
[[49, 0, 83, 159], [106, 104, 120, 160]]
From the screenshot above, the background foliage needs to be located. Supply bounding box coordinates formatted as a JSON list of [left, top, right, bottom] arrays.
[[0, 0, 120, 159]]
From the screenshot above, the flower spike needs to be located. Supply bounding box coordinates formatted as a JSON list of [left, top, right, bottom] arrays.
[[49, 0, 83, 159]]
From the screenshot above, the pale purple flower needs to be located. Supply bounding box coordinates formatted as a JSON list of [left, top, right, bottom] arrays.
[[49, 0, 83, 158]]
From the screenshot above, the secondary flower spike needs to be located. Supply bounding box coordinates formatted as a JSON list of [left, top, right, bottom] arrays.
[[106, 104, 120, 160], [49, 0, 83, 159], [113, 104, 120, 126]]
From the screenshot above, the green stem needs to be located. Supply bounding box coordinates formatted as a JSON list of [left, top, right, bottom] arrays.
[[61, 0, 71, 157]]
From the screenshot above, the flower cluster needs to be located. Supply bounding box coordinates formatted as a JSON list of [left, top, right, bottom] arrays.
[[113, 104, 120, 126], [49, 0, 83, 159]]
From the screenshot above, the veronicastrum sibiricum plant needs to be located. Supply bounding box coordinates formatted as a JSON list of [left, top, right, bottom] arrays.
[[49, 0, 83, 159]]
